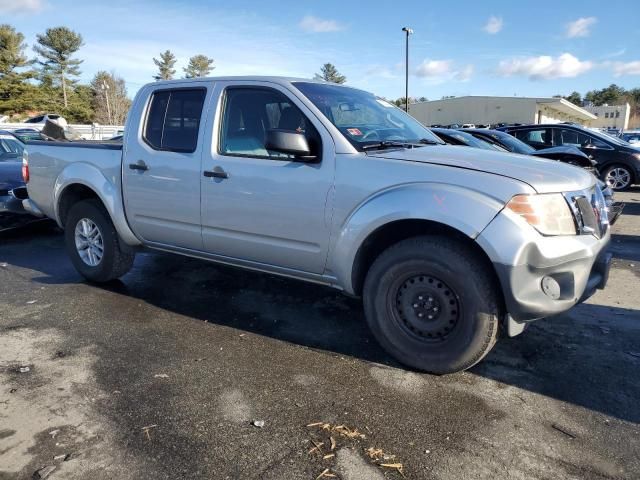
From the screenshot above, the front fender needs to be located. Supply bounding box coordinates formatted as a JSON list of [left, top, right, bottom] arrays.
[[329, 183, 505, 294], [54, 162, 141, 246]]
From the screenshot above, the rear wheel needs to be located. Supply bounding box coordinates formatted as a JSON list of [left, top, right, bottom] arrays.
[[603, 164, 633, 191], [363, 236, 501, 374], [64, 199, 135, 282]]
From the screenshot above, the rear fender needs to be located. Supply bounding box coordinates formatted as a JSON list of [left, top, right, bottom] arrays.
[[54, 162, 141, 246]]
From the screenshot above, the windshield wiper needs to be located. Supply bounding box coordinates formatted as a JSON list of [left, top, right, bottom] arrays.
[[362, 141, 413, 151]]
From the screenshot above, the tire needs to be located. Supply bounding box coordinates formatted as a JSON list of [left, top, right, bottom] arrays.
[[602, 164, 634, 191], [363, 235, 501, 374], [64, 199, 135, 282]]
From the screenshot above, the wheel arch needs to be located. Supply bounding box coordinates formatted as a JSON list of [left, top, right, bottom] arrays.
[[349, 219, 503, 302], [54, 163, 141, 246], [329, 183, 506, 297]]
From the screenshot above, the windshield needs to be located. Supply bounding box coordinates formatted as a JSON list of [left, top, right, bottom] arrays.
[[434, 129, 503, 151], [486, 131, 534, 154], [584, 127, 629, 147], [293, 82, 443, 149]]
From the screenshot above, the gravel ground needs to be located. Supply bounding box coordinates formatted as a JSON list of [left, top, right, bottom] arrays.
[[1, 189, 639, 480]]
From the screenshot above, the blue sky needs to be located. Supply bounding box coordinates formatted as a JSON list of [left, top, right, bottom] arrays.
[[3, 0, 640, 100]]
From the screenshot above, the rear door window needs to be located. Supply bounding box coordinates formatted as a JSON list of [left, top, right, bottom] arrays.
[[513, 128, 550, 148], [143, 88, 206, 153]]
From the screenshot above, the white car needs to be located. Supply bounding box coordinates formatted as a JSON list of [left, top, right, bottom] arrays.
[[24, 114, 68, 129]]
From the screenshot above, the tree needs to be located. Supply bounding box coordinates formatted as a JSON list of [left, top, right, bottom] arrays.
[[184, 54, 214, 78], [153, 50, 176, 80], [0, 24, 41, 114], [90, 71, 131, 125], [563, 91, 582, 106], [314, 63, 346, 84], [585, 84, 625, 106], [33, 26, 83, 108]]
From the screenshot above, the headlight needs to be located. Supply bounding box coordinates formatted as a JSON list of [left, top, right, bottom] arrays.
[[505, 193, 576, 236]]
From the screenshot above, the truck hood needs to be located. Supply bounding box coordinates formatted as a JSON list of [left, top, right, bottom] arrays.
[[367, 145, 594, 193]]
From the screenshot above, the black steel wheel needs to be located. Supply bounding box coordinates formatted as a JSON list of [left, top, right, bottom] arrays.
[[363, 235, 501, 374]]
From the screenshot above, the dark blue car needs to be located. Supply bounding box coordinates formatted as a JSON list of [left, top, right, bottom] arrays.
[[0, 131, 29, 217]]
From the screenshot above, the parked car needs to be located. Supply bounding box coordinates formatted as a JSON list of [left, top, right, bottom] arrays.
[[498, 123, 640, 190], [430, 128, 504, 151], [461, 123, 476, 129], [462, 128, 597, 171], [462, 128, 623, 225], [24, 114, 68, 128], [620, 131, 640, 146], [0, 132, 29, 217], [22, 77, 611, 374]]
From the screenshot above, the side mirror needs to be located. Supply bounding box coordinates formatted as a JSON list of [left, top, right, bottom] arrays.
[[265, 129, 317, 161]]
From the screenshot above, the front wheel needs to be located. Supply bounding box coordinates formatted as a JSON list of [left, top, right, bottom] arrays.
[[602, 164, 633, 191], [363, 236, 501, 374], [64, 199, 135, 282]]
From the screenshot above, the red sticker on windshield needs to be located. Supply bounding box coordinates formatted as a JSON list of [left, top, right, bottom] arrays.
[[347, 128, 362, 136]]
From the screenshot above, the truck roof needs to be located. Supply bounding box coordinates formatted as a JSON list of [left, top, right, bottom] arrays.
[[149, 76, 327, 87]]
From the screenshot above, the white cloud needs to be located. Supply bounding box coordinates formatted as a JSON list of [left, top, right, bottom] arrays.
[[497, 53, 593, 80], [611, 61, 640, 76], [299, 15, 344, 33], [414, 60, 474, 82], [483, 16, 503, 34], [0, 0, 46, 13], [455, 64, 474, 81], [415, 60, 453, 77], [565, 17, 597, 38]]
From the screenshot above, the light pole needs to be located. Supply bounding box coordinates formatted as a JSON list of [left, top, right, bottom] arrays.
[[102, 81, 112, 125], [401, 26, 413, 113]]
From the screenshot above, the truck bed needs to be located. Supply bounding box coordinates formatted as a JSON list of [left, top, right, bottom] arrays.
[[25, 139, 123, 150]]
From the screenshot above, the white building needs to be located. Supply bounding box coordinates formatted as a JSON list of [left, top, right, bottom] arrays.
[[408, 96, 596, 127], [583, 103, 630, 130]]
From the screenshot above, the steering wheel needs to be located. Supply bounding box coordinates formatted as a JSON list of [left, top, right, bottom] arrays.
[[361, 130, 380, 141]]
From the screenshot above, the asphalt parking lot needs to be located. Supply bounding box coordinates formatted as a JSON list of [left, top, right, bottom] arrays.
[[1, 190, 639, 480]]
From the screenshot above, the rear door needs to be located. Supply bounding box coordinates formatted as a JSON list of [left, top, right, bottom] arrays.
[[199, 81, 335, 274], [123, 83, 210, 250]]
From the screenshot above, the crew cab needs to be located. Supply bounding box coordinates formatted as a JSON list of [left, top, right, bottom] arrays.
[[22, 77, 611, 374]]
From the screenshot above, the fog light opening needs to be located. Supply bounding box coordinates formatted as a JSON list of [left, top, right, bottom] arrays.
[[541, 276, 561, 300]]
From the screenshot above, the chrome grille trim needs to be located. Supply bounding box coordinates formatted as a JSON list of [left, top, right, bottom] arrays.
[[563, 186, 608, 239]]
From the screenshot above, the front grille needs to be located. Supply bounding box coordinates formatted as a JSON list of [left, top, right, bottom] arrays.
[[566, 186, 608, 239], [0, 189, 8, 197]]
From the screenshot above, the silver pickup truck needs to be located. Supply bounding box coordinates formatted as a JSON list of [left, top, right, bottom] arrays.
[[22, 77, 611, 374]]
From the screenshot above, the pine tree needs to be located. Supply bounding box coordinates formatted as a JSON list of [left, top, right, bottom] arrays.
[[33, 26, 83, 108], [153, 50, 176, 81], [314, 63, 346, 84], [0, 24, 41, 115], [183, 54, 214, 78]]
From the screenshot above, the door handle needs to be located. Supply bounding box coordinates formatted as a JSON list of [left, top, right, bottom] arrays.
[[129, 161, 149, 171], [203, 167, 229, 179]]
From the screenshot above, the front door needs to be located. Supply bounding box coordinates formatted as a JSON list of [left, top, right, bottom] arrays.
[[200, 82, 335, 274], [123, 85, 209, 250]]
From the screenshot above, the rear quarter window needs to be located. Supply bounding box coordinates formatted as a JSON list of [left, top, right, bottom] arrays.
[[143, 88, 206, 153]]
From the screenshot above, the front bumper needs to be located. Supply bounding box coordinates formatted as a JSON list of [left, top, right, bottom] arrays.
[[476, 209, 611, 328]]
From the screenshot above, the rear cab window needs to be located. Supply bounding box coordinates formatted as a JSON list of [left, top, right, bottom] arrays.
[[143, 88, 206, 153]]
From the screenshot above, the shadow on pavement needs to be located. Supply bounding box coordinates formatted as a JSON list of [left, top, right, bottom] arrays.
[[2, 224, 639, 424]]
